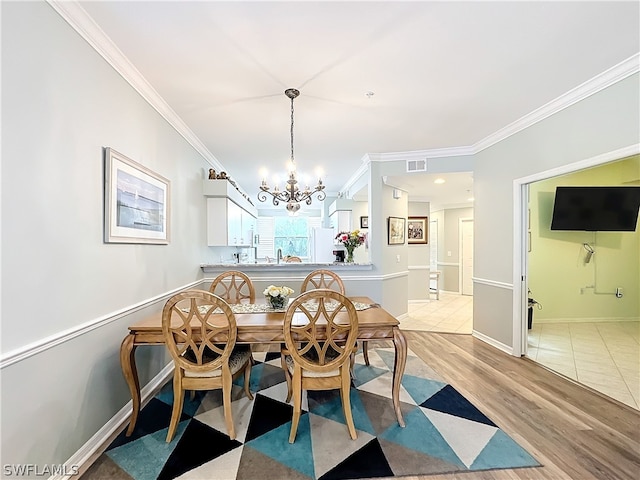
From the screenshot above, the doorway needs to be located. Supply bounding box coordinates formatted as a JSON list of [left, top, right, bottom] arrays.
[[514, 147, 639, 409]]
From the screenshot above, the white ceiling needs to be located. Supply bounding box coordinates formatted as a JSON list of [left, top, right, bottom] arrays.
[[77, 1, 639, 208]]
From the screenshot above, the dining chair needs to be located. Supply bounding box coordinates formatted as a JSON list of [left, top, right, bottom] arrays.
[[281, 289, 359, 443], [162, 290, 253, 442], [209, 270, 256, 304], [284, 255, 302, 263], [301, 269, 345, 294], [301, 270, 369, 368]]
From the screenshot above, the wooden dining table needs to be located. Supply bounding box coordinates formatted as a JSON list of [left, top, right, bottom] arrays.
[[120, 296, 407, 436]]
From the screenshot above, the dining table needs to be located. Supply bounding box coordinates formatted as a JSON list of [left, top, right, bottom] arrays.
[[120, 295, 407, 436]]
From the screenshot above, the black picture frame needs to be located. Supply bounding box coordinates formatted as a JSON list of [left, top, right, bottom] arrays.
[[360, 216, 368, 229]]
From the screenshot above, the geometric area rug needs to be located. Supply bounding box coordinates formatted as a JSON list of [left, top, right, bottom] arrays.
[[83, 347, 540, 480]]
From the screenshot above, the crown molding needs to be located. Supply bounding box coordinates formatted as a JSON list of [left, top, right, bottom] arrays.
[[372, 147, 475, 162], [474, 53, 640, 153], [47, 0, 225, 173], [339, 154, 371, 196]]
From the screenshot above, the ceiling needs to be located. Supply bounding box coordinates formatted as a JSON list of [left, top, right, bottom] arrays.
[[77, 1, 639, 208]]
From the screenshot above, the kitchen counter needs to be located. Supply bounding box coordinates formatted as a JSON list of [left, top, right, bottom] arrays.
[[201, 262, 373, 274]]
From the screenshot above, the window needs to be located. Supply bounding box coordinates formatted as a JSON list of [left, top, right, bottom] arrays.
[[274, 217, 309, 258], [256, 216, 322, 260]]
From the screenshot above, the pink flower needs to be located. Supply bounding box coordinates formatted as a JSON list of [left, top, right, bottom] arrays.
[[341, 234, 348, 241]]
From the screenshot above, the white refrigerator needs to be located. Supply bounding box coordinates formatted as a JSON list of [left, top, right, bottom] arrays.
[[310, 227, 336, 263]]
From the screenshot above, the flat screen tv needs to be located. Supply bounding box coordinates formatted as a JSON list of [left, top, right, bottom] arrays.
[[550, 186, 640, 231]]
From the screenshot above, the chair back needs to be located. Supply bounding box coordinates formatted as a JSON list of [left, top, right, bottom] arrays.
[[162, 290, 237, 375], [283, 289, 358, 374], [301, 269, 345, 294], [285, 256, 302, 263], [210, 270, 255, 303]]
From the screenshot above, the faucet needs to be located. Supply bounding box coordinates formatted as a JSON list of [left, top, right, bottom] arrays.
[[277, 248, 283, 264]]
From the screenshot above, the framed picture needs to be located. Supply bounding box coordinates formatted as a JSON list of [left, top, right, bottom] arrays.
[[387, 216, 405, 245], [360, 216, 369, 229], [408, 216, 428, 244], [104, 147, 170, 244]]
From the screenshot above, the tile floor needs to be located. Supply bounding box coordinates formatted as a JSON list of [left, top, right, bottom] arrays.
[[402, 292, 639, 410], [527, 320, 640, 410], [404, 292, 473, 334]]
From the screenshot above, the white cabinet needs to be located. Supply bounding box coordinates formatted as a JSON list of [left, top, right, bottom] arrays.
[[204, 179, 258, 247], [206, 198, 256, 247], [330, 210, 352, 235]]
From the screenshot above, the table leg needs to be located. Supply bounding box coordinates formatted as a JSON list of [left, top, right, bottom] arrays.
[[392, 327, 407, 427], [120, 334, 140, 436]]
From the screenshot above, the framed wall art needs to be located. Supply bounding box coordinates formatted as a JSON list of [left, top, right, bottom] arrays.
[[408, 216, 428, 244], [360, 216, 369, 229], [104, 147, 170, 244], [387, 216, 405, 245]]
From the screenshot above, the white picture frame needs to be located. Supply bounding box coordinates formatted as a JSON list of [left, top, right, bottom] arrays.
[[104, 147, 170, 244]]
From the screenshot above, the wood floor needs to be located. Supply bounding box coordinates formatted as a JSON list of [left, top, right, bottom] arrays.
[[394, 331, 640, 480]]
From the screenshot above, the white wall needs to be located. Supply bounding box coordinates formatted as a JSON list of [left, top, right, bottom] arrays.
[[408, 202, 430, 301], [1, 2, 211, 468], [473, 73, 640, 347]]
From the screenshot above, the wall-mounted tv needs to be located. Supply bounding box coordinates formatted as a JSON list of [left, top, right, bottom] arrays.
[[550, 186, 640, 232]]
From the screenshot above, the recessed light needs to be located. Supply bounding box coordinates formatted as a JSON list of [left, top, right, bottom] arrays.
[[434, 178, 445, 184]]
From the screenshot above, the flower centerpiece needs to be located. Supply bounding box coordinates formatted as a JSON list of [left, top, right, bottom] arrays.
[[335, 229, 366, 263], [263, 285, 294, 310]]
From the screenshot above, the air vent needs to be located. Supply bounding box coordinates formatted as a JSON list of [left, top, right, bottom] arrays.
[[406, 159, 426, 172]]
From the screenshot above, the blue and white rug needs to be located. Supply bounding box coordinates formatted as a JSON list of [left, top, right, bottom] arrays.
[[86, 347, 540, 479]]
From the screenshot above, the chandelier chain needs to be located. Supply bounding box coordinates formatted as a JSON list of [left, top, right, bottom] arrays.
[[290, 94, 295, 165]]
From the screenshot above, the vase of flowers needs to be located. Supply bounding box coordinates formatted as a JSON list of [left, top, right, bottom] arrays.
[[263, 285, 294, 310], [335, 230, 365, 263]]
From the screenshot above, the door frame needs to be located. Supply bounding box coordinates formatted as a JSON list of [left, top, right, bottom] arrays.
[[512, 144, 639, 357], [459, 217, 474, 295]]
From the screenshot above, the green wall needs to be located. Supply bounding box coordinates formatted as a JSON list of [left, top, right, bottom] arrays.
[[529, 156, 640, 321]]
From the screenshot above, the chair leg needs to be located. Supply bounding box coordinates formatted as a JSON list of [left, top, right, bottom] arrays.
[[362, 341, 370, 366], [340, 367, 357, 440], [281, 352, 293, 403], [166, 370, 184, 443], [289, 372, 302, 443], [222, 370, 236, 440], [243, 359, 254, 400]]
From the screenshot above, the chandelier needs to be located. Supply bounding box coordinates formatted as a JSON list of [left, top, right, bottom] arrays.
[[258, 88, 325, 213]]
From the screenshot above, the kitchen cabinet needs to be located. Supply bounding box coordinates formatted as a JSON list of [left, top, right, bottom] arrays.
[[206, 198, 256, 246], [204, 180, 258, 247], [330, 210, 352, 235]]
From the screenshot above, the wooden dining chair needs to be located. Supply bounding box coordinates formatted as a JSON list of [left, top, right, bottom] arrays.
[[162, 290, 253, 442], [209, 270, 255, 304], [301, 269, 345, 294], [281, 289, 359, 443], [284, 255, 302, 263], [301, 269, 369, 368]]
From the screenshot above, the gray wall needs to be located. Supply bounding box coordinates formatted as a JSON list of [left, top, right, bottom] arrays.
[[1, 2, 210, 468], [473, 73, 640, 347]]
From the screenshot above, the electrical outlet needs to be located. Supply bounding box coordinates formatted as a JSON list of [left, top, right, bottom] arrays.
[[447, 251, 452, 257], [396, 254, 400, 263]]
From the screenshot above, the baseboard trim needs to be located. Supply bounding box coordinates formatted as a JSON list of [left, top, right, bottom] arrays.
[[1, 280, 205, 369], [533, 316, 639, 324], [54, 364, 174, 480], [472, 329, 514, 356]]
